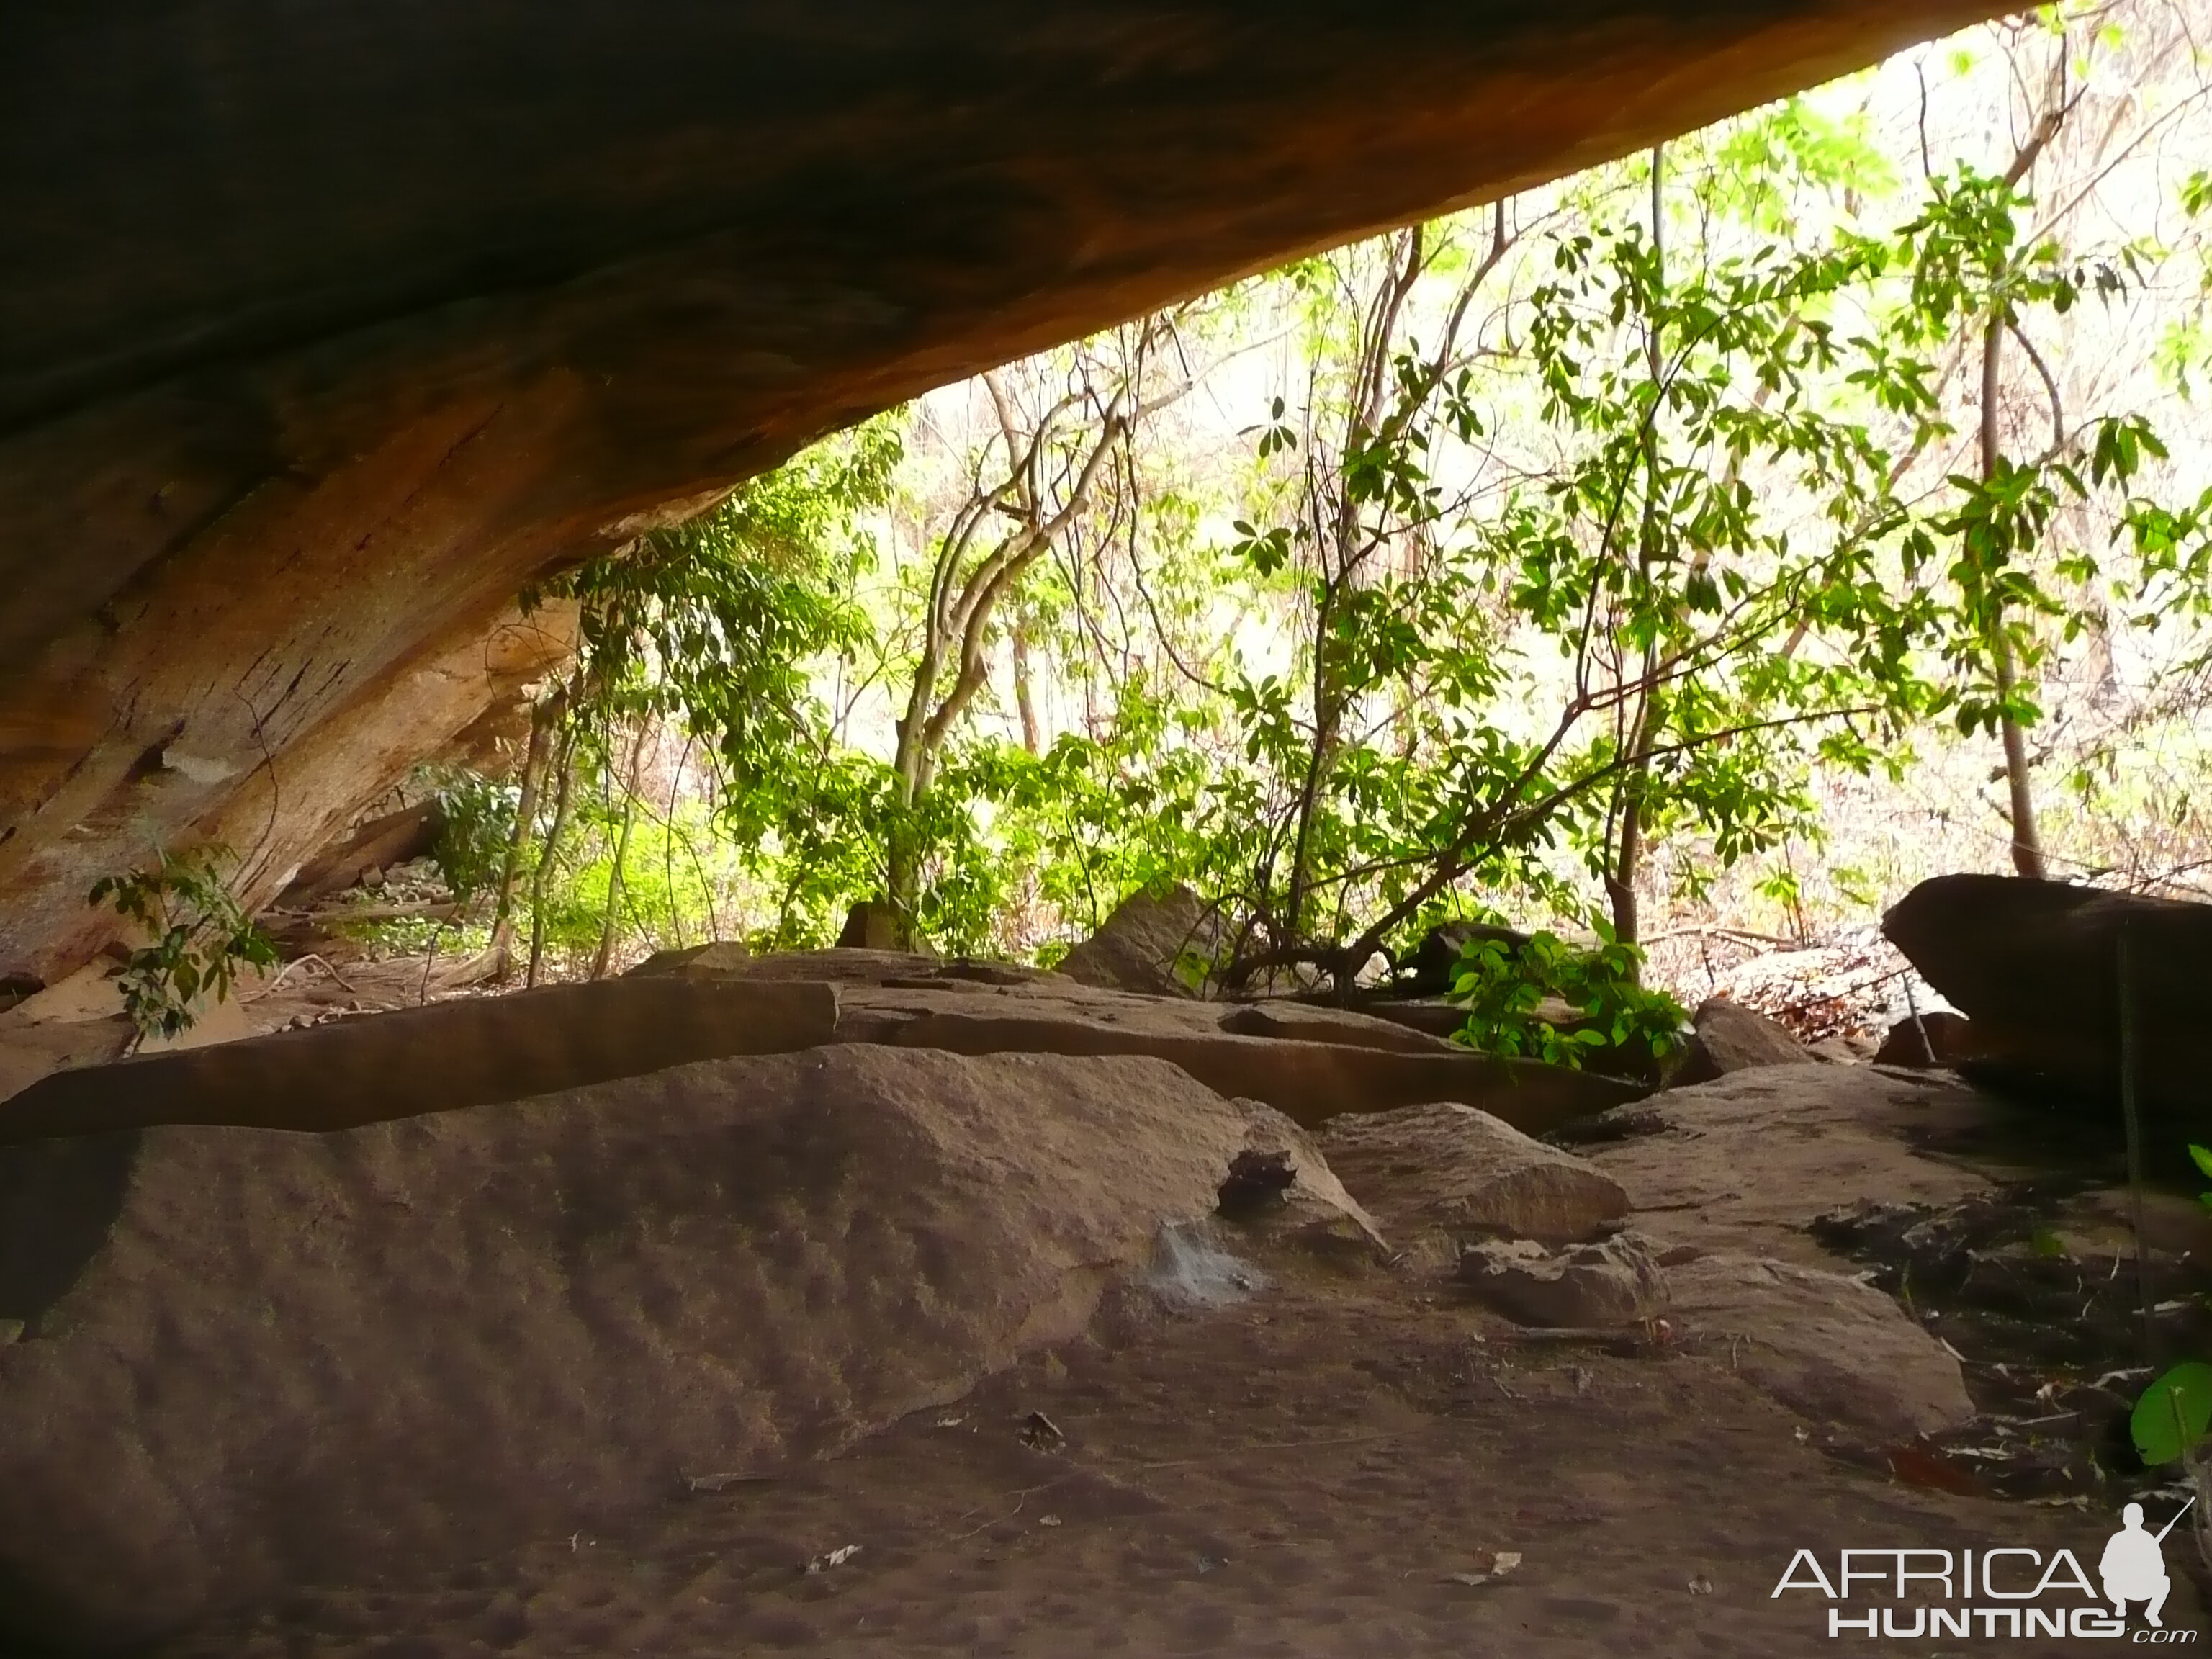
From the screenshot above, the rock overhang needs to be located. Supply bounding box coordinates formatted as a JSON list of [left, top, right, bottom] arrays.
[[0, 0, 2013, 982]]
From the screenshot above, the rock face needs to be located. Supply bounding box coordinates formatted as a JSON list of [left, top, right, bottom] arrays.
[[1883, 873, 2211, 1123], [1218, 1102, 1390, 1260], [0, 1045, 1316, 1650], [1457, 1232, 1668, 1327], [1667, 1253, 1975, 1442], [1053, 886, 1217, 997], [0, 1, 2016, 989], [1670, 996, 1814, 1085], [1320, 1102, 1629, 1268], [0, 975, 840, 1144]]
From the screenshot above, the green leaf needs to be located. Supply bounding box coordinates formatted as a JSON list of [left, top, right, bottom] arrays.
[[2133, 1363, 2212, 1466]]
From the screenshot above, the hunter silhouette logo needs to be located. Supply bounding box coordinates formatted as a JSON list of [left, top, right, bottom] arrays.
[[1772, 1498, 2200, 1640], [2100, 1501, 2186, 1629]]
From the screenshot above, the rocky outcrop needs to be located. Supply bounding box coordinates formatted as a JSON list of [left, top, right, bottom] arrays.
[[0, 975, 840, 1144], [1667, 1252, 1976, 1442], [1883, 873, 2211, 1124], [0, 1045, 1336, 1650], [1320, 1102, 1629, 1268], [1, 1, 2017, 988], [1, 595, 577, 989]]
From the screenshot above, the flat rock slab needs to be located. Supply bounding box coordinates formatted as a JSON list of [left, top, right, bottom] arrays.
[[0, 975, 840, 1144], [1214, 1002, 1461, 1056], [1320, 1102, 1629, 1265], [0, 1046, 1300, 1651], [1667, 1252, 1976, 1443], [1578, 1064, 1998, 1267], [885, 1009, 1641, 1133]]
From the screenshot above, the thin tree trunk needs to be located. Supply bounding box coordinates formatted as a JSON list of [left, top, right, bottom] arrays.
[[526, 726, 579, 989], [1012, 616, 1042, 756], [1980, 318, 2047, 880], [591, 725, 647, 979], [1606, 144, 1670, 955], [488, 688, 562, 976]]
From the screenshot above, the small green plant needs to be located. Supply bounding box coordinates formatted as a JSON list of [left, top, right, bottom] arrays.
[[87, 847, 278, 1046], [2128, 1144, 2212, 1471], [424, 768, 519, 907], [1448, 922, 1687, 1072]]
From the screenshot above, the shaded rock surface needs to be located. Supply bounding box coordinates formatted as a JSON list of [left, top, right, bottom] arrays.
[[272, 803, 442, 908], [1053, 886, 1217, 997], [1883, 873, 2212, 1128], [1872, 1007, 1976, 1068], [0, 947, 1643, 1143], [1457, 1232, 1667, 1328], [0, 976, 840, 1144], [0, 1045, 1308, 1650], [1665, 1252, 1976, 1442], [1319, 1102, 1629, 1268]]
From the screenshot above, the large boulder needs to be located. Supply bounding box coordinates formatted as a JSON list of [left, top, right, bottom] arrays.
[[1319, 1102, 1629, 1268], [1872, 1008, 1977, 1069], [1053, 885, 1218, 997], [1883, 873, 2212, 1127], [1668, 996, 1813, 1086], [1668, 1252, 1976, 1442], [0, 1046, 1321, 1650], [0, 974, 839, 1145]]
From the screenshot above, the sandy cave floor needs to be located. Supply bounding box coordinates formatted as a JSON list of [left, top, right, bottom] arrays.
[[153, 1244, 2193, 1659]]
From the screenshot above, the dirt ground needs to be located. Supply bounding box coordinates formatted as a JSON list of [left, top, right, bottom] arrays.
[[153, 1236, 2191, 1659]]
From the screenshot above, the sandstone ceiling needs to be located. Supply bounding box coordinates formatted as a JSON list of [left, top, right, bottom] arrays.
[[1, 0, 2009, 984]]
